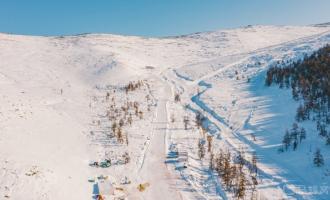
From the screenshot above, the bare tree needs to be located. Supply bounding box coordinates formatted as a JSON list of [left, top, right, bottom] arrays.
[[207, 135, 213, 152], [183, 116, 189, 130]]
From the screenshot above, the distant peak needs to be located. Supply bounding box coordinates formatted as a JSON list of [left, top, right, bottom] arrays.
[[312, 22, 330, 27]]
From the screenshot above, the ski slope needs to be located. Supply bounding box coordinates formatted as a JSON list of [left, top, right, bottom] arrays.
[[0, 25, 330, 199]]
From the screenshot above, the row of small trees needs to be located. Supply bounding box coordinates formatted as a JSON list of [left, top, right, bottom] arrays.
[[192, 109, 258, 199], [211, 150, 258, 199], [124, 80, 144, 93]]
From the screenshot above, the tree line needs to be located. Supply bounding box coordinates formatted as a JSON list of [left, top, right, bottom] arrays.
[[266, 44, 330, 143]]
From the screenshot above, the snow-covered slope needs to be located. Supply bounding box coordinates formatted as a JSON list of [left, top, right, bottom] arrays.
[[0, 25, 330, 200]]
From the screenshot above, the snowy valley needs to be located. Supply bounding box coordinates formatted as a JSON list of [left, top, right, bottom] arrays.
[[1, 24, 330, 200]]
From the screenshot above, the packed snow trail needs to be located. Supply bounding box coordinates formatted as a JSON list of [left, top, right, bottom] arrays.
[[129, 80, 182, 200]]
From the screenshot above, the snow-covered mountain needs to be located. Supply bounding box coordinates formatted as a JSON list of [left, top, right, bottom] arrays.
[[0, 25, 330, 200]]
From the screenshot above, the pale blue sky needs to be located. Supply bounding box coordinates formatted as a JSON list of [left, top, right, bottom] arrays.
[[1, 0, 330, 37]]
